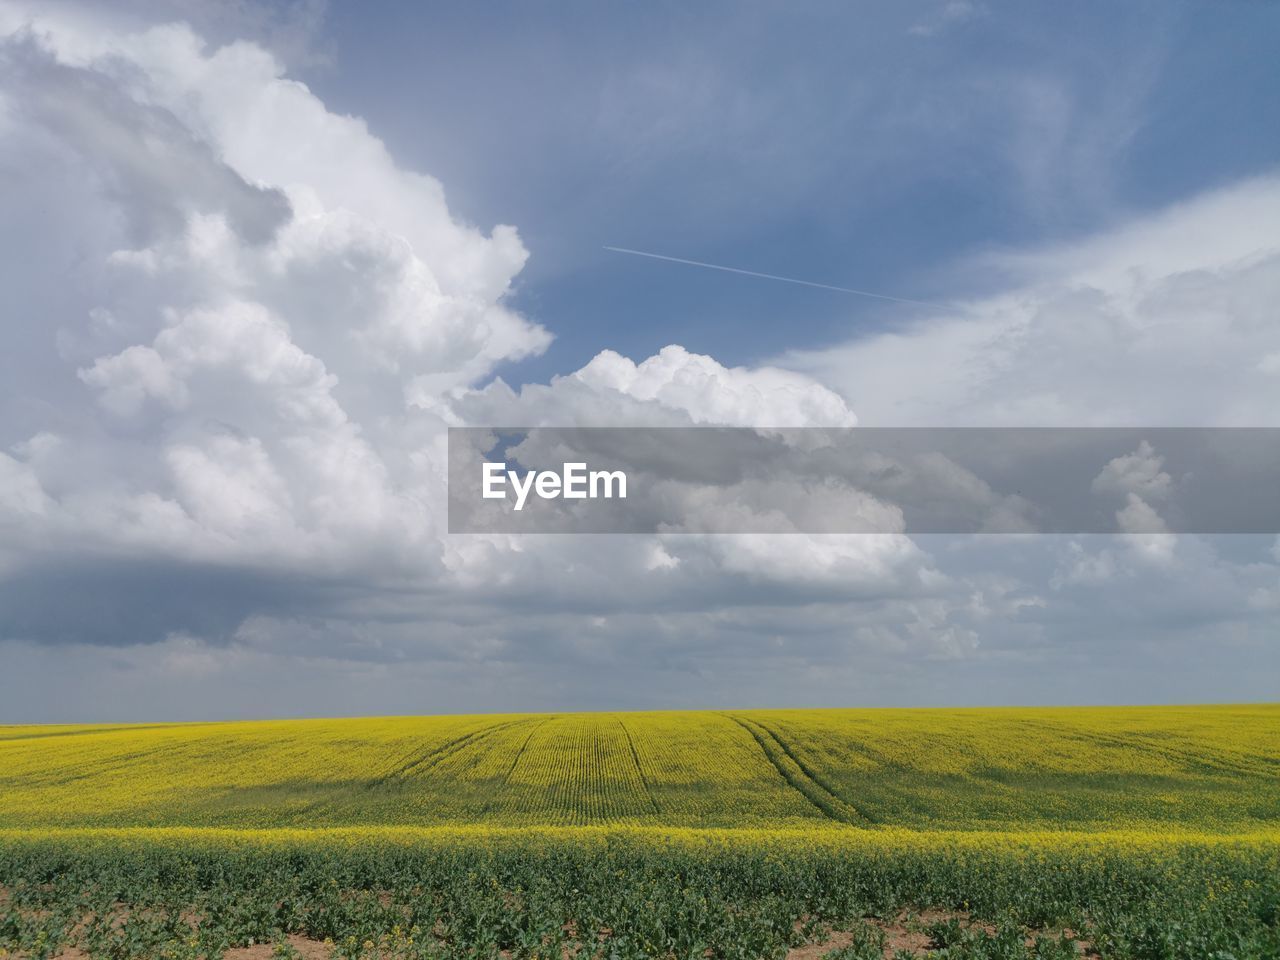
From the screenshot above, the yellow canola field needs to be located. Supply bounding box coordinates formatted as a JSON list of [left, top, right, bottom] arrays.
[[2, 704, 1277, 832]]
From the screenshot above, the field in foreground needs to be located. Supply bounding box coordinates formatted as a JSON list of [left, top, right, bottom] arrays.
[[2, 705, 1278, 831], [2, 828, 1279, 959], [3, 706, 1278, 959]]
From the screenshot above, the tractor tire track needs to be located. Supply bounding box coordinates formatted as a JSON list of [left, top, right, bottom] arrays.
[[617, 717, 661, 814], [749, 717, 880, 822], [370, 719, 526, 789], [474, 717, 554, 815], [725, 714, 870, 826], [500, 718, 552, 787]]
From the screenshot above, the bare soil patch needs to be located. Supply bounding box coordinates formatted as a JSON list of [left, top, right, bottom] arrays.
[[221, 935, 333, 959], [784, 909, 1091, 959], [785, 910, 967, 960]]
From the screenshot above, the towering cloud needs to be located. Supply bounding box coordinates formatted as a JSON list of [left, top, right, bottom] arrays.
[[0, 8, 918, 654]]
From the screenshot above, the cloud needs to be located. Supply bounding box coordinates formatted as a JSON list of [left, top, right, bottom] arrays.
[[1085, 440, 1175, 563], [1114, 494, 1176, 566], [446, 345, 857, 428], [1115, 494, 1169, 536], [782, 175, 1280, 428], [0, 13, 549, 578], [909, 1, 984, 38], [1091, 441, 1173, 501]]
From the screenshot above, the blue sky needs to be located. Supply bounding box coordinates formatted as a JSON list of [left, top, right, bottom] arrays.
[[303, 0, 1280, 385], [0, 0, 1278, 720]]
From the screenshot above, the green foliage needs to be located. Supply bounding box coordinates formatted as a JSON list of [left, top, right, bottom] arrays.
[[0, 831, 1277, 959]]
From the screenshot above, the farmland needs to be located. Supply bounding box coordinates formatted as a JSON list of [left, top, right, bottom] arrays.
[[2, 705, 1277, 831], [2, 706, 1279, 958]]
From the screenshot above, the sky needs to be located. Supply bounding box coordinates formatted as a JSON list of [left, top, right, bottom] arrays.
[[0, 0, 1278, 721]]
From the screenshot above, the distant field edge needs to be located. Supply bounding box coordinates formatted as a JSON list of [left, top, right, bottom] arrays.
[[3, 825, 1279, 851]]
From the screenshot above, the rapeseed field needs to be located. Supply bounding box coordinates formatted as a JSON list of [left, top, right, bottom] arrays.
[[2, 705, 1277, 831]]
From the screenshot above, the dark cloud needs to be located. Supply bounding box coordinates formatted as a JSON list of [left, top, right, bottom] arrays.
[[2, 36, 291, 245], [0, 559, 328, 646]]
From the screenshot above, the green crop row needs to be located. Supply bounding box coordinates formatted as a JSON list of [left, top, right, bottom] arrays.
[[1, 828, 1277, 959]]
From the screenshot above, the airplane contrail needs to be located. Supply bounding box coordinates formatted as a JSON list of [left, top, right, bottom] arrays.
[[603, 245, 937, 307]]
